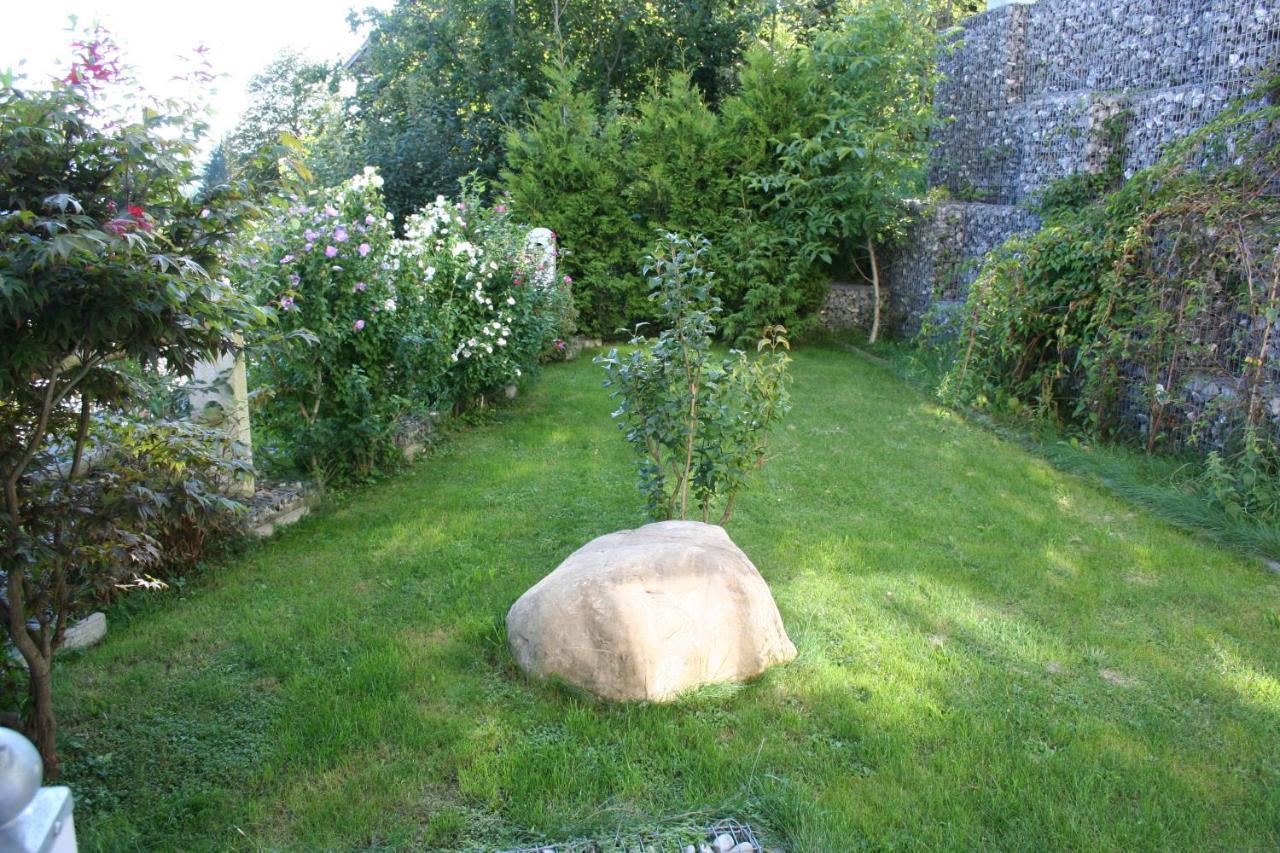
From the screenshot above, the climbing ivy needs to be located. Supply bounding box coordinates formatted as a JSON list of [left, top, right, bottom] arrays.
[[937, 78, 1280, 519]]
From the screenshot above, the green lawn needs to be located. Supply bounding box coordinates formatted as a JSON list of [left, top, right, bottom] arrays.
[[61, 346, 1280, 851]]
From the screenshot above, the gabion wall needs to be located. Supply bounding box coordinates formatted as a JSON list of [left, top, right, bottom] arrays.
[[820, 282, 888, 331], [889, 0, 1280, 334]]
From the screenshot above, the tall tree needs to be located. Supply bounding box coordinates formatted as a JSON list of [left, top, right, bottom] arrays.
[[343, 0, 766, 220], [209, 51, 334, 190]]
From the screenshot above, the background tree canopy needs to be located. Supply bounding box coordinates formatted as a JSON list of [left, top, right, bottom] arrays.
[[208, 0, 977, 336], [338, 0, 773, 220]]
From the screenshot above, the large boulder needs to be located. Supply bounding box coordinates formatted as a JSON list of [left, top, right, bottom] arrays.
[[507, 520, 796, 701]]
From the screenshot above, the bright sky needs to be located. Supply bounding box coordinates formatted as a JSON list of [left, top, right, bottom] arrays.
[[1, 1, 393, 144]]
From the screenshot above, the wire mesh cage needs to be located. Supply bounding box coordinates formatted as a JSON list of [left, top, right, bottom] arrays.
[[499, 817, 769, 853]]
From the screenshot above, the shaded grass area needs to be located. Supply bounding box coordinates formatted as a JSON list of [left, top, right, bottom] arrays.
[[848, 332, 1280, 562], [61, 346, 1280, 851]]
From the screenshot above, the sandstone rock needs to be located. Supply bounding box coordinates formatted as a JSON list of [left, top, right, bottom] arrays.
[[507, 521, 796, 702]]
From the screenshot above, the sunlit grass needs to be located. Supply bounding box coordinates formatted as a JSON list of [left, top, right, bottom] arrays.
[[60, 346, 1280, 851]]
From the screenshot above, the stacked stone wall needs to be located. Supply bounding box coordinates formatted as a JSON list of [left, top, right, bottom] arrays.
[[891, 0, 1279, 334]]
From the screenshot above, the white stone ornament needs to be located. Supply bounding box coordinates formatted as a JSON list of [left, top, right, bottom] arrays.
[[524, 227, 557, 289]]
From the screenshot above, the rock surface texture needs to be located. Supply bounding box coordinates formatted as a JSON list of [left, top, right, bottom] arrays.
[[507, 521, 796, 702]]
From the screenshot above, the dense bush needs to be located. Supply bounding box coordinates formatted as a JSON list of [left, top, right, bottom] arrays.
[[504, 3, 939, 342], [597, 234, 791, 524], [234, 168, 428, 480], [399, 187, 571, 407], [236, 171, 568, 482], [502, 65, 647, 336], [504, 60, 818, 340]]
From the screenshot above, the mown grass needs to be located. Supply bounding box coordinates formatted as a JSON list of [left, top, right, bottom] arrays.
[[60, 345, 1280, 851], [850, 333, 1280, 562]]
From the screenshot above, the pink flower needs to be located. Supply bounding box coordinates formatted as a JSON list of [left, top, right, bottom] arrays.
[[495, 204, 507, 214], [325, 245, 338, 258], [563, 274, 573, 285], [354, 281, 367, 292], [304, 229, 319, 242], [334, 226, 350, 243], [200, 208, 211, 219], [358, 242, 371, 257], [365, 214, 376, 225], [288, 274, 301, 285], [554, 339, 566, 351], [324, 204, 339, 217], [279, 295, 295, 311], [279, 254, 296, 265], [353, 319, 366, 331]]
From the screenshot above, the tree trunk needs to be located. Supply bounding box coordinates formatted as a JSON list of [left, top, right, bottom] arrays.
[[5, 568, 59, 778], [867, 236, 882, 345], [26, 657, 58, 779]]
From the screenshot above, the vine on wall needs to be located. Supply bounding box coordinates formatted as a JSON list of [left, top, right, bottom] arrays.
[[935, 79, 1280, 519]]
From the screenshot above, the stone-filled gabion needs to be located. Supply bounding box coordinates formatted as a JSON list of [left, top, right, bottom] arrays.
[[891, 0, 1280, 333]]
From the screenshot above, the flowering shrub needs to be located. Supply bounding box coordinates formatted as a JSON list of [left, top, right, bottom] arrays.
[[237, 173, 568, 481], [235, 168, 441, 480], [399, 188, 568, 408]]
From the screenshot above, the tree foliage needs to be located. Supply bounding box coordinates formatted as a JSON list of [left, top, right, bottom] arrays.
[[760, 0, 940, 340], [0, 34, 264, 775], [341, 0, 768, 220], [214, 51, 335, 189], [597, 234, 791, 524]]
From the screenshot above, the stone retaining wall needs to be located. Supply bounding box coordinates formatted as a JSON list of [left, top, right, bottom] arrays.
[[889, 0, 1279, 334], [820, 282, 889, 331]]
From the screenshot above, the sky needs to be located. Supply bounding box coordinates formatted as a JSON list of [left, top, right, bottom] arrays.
[[1, 0, 394, 145]]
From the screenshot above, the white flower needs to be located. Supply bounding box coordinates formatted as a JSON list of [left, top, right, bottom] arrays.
[[468, 338, 478, 347], [424, 266, 436, 281], [506, 297, 515, 306], [497, 337, 507, 346], [484, 344, 493, 354], [383, 298, 397, 312], [515, 368, 522, 377]]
